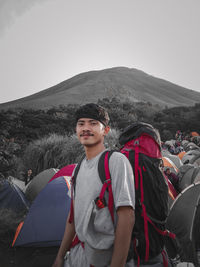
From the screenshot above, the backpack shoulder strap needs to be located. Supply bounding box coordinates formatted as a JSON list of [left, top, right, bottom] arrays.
[[72, 155, 85, 193], [98, 150, 116, 223], [98, 150, 116, 185], [69, 155, 85, 224]]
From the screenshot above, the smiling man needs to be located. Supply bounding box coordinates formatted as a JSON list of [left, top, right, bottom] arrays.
[[53, 103, 135, 267]]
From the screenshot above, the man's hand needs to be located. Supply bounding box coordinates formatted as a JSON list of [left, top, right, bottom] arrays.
[[52, 255, 64, 267], [52, 213, 75, 267], [110, 206, 135, 267]]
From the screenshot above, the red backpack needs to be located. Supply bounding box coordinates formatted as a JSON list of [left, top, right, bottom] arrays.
[[118, 122, 175, 265]]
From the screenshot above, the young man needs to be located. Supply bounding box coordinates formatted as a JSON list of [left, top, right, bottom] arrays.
[[53, 103, 135, 267]]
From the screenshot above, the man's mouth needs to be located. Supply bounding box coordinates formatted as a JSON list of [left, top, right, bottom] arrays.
[[80, 132, 94, 137]]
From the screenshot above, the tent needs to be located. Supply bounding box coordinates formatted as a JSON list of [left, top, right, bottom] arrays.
[[162, 156, 179, 174], [0, 180, 29, 212], [185, 142, 200, 152], [182, 150, 200, 165], [8, 177, 26, 192], [178, 151, 186, 161], [49, 164, 76, 183], [190, 132, 199, 137], [191, 136, 200, 146], [165, 183, 200, 266], [163, 174, 178, 209], [12, 176, 71, 247], [189, 152, 200, 167], [0, 180, 30, 260], [165, 140, 176, 147], [182, 140, 189, 147], [193, 156, 200, 167], [162, 151, 183, 169], [178, 165, 200, 191], [25, 168, 59, 202]]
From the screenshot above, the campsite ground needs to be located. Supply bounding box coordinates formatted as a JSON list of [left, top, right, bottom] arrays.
[[0, 246, 15, 267], [0, 245, 59, 267], [1, 247, 197, 267]]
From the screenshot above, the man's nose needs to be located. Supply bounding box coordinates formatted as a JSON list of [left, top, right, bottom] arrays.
[[82, 123, 91, 131]]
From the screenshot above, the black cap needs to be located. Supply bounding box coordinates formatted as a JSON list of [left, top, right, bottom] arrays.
[[75, 103, 109, 126]]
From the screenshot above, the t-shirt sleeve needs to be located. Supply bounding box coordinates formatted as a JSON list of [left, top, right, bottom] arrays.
[[109, 152, 135, 210]]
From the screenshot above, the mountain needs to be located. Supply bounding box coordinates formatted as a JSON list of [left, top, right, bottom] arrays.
[[1, 67, 200, 110]]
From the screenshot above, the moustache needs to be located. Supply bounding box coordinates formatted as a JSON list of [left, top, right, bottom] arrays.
[[80, 131, 94, 137]]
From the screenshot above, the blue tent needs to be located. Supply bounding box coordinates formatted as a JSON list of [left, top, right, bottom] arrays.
[[0, 180, 29, 212], [13, 176, 71, 247]]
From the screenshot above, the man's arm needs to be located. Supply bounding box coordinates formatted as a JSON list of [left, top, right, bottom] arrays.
[[110, 206, 135, 267], [52, 214, 76, 267]]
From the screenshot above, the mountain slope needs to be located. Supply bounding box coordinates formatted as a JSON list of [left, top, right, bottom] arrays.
[[1, 67, 200, 110]]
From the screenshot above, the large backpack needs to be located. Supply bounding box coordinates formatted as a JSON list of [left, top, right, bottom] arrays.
[[118, 122, 175, 263], [70, 122, 175, 264]]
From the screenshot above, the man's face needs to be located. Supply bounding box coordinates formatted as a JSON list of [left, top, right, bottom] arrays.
[[76, 118, 109, 147]]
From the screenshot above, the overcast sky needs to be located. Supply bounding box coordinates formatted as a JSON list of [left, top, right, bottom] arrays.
[[0, 0, 200, 104]]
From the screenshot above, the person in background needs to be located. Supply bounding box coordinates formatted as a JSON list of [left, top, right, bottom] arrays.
[[25, 169, 33, 186]]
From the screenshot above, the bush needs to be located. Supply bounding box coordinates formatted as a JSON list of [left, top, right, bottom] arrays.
[[22, 133, 84, 176], [21, 128, 122, 176], [104, 128, 120, 149]]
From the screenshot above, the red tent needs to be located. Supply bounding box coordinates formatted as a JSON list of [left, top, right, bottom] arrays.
[[48, 164, 76, 183]]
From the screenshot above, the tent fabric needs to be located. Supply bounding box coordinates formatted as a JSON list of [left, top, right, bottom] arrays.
[[178, 151, 186, 160], [8, 177, 26, 192], [0, 180, 30, 212], [190, 132, 199, 137], [185, 142, 200, 152], [166, 183, 200, 265], [25, 168, 59, 202], [182, 150, 200, 165], [193, 157, 200, 167], [190, 152, 200, 165], [49, 164, 76, 183], [164, 153, 183, 169], [162, 157, 179, 174], [13, 176, 71, 247], [165, 140, 176, 147], [178, 165, 200, 191], [181, 140, 189, 148], [163, 174, 178, 209]]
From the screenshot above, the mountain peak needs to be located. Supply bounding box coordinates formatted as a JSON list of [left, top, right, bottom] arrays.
[[1, 67, 200, 110]]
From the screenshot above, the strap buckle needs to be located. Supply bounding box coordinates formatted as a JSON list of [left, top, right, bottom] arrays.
[[104, 178, 111, 184]]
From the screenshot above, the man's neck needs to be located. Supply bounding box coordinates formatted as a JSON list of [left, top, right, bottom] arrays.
[[84, 144, 106, 160]]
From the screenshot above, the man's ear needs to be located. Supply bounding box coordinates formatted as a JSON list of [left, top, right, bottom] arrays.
[[104, 125, 110, 136]]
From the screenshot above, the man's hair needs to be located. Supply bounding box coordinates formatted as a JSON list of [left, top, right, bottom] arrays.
[[75, 103, 110, 126]]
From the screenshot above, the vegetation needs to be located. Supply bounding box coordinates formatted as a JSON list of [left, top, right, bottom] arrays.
[[0, 99, 199, 179]]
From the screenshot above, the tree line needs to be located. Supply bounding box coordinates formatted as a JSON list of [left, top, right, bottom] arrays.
[[0, 98, 199, 179]]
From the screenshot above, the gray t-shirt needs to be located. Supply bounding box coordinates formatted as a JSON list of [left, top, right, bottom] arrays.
[[74, 150, 135, 242]]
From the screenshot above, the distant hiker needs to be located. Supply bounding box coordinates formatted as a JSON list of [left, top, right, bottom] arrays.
[[25, 169, 33, 186], [53, 103, 135, 267]]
